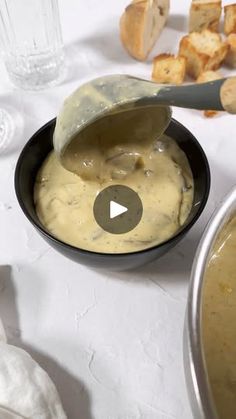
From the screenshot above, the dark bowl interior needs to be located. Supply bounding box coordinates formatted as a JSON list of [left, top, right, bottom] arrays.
[[15, 117, 210, 271]]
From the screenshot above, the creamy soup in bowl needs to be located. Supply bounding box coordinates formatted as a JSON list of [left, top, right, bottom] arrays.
[[34, 107, 194, 254], [15, 115, 210, 269]]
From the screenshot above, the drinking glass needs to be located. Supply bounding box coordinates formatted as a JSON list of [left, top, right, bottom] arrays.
[[0, 0, 65, 90], [0, 108, 13, 150]]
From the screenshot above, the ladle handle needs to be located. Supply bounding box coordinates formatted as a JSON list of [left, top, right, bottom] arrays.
[[220, 77, 236, 114], [153, 77, 236, 114]]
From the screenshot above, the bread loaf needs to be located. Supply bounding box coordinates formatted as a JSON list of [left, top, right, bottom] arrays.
[[120, 0, 170, 61]]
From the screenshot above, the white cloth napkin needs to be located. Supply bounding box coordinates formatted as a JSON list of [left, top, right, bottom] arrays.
[[0, 319, 67, 419]]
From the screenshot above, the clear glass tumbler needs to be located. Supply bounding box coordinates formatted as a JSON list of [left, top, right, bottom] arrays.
[[0, 0, 65, 90], [0, 108, 13, 151]]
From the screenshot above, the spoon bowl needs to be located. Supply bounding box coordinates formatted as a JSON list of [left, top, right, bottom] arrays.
[[53, 75, 172, 164], [53, 74, 236, 168]]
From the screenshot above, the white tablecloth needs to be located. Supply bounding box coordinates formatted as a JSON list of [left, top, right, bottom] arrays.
[[0, 1, 236, 418]]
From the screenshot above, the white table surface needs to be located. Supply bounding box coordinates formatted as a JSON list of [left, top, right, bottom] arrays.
[[0, 1, 236, 418]]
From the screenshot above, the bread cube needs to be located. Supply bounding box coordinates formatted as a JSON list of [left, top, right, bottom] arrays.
[[224, 4, 236, 35], [225, 33, 236, 67], [196, 70, 223, 117], [189, 0, 222, 33], [152, 54, 186, 84], [197, 69, 222, 83], [179, 30, 228, 79]]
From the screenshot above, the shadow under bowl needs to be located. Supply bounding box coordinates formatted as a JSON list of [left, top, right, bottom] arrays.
[[15, 117, 210, 271]]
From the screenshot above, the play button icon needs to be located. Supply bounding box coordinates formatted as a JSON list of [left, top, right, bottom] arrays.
[[110, 201, 128, 219], [93, 185, 143, 234]]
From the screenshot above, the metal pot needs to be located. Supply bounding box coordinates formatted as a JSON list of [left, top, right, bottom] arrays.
[[184, 187, 236, 419]]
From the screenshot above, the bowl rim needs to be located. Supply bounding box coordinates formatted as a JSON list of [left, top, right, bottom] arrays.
[[15, 117, 211, 258], [187, 186, 236, 418]]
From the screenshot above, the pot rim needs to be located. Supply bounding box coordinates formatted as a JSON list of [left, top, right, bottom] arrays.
[[187, 186, 236, 419]]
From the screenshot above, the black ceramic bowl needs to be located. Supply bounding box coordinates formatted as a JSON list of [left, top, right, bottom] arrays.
[[15, 118, 210, 271]]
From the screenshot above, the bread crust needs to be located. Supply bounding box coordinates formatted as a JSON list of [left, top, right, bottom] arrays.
[[152, 54, 186, 84], [189, 0, 222, 33], [120, 1, 146, 61], [179, 30, 228, 79], [120, 0, 170, 61], [225, 33, 236, 67], [224, 4, 236, 35]]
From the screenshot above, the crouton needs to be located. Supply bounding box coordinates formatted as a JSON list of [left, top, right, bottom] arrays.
[[196, 70, 223, 117], [225, 33, 236, 67], [152, 54, 187, 84], [197, 69, 222, 82], [224, 4, 236, 35], [120, 0, 170, 61], [189, 0, 222, 33], [179, 30, 228, 79]]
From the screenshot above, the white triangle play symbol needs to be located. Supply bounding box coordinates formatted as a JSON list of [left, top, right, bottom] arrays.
[[110, 201, 128, 219]]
